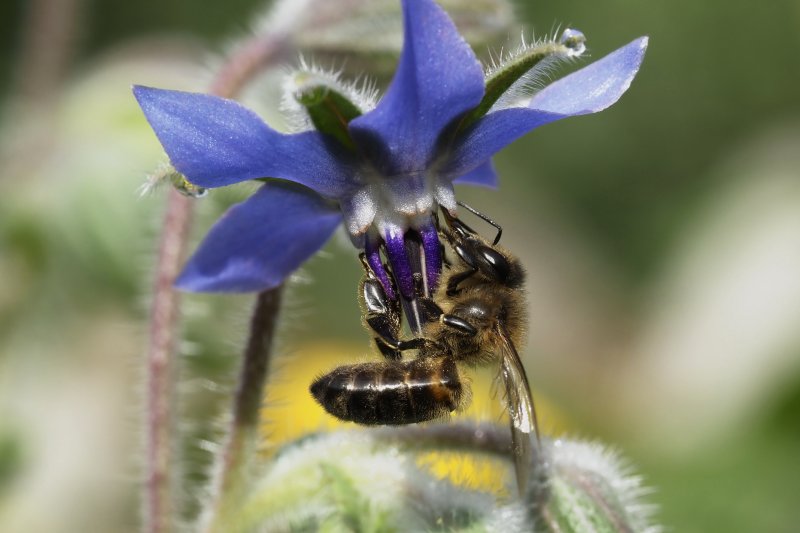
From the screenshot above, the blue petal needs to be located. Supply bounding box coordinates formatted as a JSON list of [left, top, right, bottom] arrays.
[[529, 36, 649, 115], [452, 160, 498, 188], [349, 0, 484, 174], [443, 37, 648, 178], [175, 182, 342, 292], [133, 86, 357, 199]]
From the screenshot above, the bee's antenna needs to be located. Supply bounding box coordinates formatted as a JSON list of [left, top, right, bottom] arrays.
[[456, 201, 503, 245]]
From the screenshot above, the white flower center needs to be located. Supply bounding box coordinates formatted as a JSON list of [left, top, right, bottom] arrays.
[[341, 167, 456, 239]]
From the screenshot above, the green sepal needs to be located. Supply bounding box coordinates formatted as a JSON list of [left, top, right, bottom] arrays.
[[294, 82, 362, 152], [458, 33, 587, 133]]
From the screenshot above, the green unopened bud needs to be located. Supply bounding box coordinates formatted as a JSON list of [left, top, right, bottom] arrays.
[[528, 439, 661, 533], [237, 431, 498, 532], [233, 426, 659, 533]]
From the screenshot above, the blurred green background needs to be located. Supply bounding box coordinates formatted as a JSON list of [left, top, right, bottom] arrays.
[[1, 0, 799, 531]]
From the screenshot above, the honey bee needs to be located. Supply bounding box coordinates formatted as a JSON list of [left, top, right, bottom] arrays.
[[310, 205, 539, 493]]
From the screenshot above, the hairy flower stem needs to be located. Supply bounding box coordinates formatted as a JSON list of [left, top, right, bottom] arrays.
[[202, 288, 284, 533], [144, 31, 289, 533], [145, 190, 193, 533]]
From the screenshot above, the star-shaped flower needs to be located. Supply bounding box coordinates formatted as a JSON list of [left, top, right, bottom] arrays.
[[134, 0, 646, 307]]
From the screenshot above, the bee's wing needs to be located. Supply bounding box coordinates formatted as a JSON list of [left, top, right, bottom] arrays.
[[497, 323, 539, 496]]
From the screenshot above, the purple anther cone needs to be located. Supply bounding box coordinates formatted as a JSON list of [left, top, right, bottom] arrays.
[[419, 224, 442, 296], [365, 236, 395, 300], [383, 230, 416, 301]]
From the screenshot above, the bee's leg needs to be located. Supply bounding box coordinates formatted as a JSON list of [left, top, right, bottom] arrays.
[[359, 252, 405, 359], [446, 264, 478, 296], [384, 297, 444, 356], [440, 222, 488, 295], [441, 208, 516, 291], [361, 275, 404, 360], [418, 296, 444, 324], [395, 337, 440, 352], [360, 253, 445, 359], [444, 236, 483, 295], [449, 237, 516, 292], [440, 314, 478, 336]]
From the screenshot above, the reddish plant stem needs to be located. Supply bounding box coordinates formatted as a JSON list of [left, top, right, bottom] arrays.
[[202, 288, 284, 532], [144, 31, 289, 533], [145, 190, 193, 533]]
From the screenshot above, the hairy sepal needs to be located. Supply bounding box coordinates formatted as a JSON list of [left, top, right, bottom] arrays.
[[294, 82, 362, 151], [283, 64, 377, 151], [459, 28, 587, 133]]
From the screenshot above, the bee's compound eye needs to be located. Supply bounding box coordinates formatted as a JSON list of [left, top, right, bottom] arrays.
[[478, 246, 510, 282]]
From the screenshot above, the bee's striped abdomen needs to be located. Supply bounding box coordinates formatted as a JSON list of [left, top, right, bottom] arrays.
[[310, 357, 463, 425]]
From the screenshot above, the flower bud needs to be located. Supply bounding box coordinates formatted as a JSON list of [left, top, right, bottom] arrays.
[[235, 428, 660, 533], [526, 439, 661, 533]]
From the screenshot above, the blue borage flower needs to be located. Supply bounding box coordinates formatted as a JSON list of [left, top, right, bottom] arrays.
[[134, 0, 646, 308]]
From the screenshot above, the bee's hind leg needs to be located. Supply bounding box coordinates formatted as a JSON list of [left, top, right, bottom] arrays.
[[360, 251, 448, 359]]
